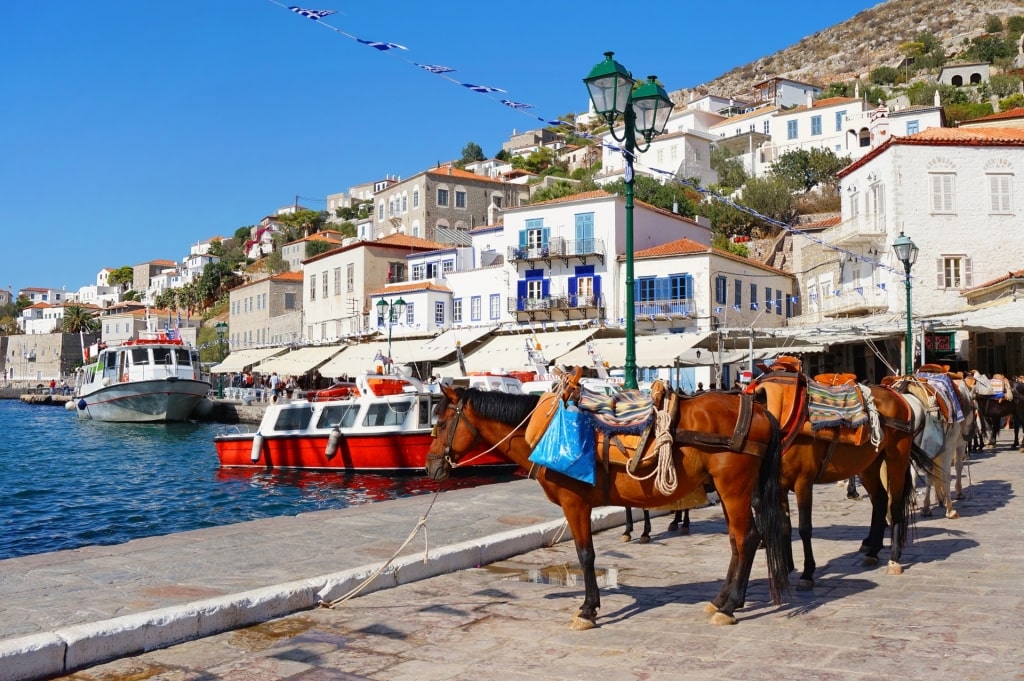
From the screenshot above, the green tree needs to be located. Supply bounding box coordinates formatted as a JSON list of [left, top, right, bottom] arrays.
[[107, 266, 134, 290], [306, 239, 337, 259], [459, 141, 486, 166], [277, 209, 327, 242], [739, 176, 798, 228], [1007, 16, 1024, 35], [207, 238, 225, 258], [770, 148, 849, 193], [529, 180, 592, 203], [989, 73, 1023, 98], [965, 34, 1014, 63], [0, 316, 20, 335], [823, 81, 851, 98], [1000, 93, 1024, 111], [710, 146, 749, 192], [711, 232, 749, 257], [260, 251, 289, 274], [602, 175, 696, 216], [985, 15, 1003, 33], [60, 304, 100, 333], [945, 102, 995, 123], [869, 66, 899, 85], [234, 225, 254, 243]]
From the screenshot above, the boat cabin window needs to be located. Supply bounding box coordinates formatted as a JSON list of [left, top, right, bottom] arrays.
[[131, 348, 152, 365], [151, 348, 172, 365], [175, 348, 194, 366], [317, 404, 360, 429], [364, 399, 412, 427], [421, 396, 440, 427], [273, 406, 314, 431]]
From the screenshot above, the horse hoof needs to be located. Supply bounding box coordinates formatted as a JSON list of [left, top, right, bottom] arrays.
[[620, 534, 632, 543], [668, 522, 679, 531], [862, 556, 879, 567], [886, 561, 903, 576], [570, 615, 597, 631], [956, 493, 965, 500], [847, 492, 860, 500], [678, 527, 690, 536], [703, 602, 719, 615], [710, 611, 737, 626], [920, 508, 933, 517], [638, 536, 651, 545], [946, 510, 960, 519], [797, 579, 815, 591], [859, 542, 871, 553]]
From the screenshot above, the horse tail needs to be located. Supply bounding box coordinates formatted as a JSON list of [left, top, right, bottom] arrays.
[[752, 410, 790, 605], [889, 461, 916, 554]]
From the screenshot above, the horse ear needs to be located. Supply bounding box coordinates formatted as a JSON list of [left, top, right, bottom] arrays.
[[440, 384, 459, 401]]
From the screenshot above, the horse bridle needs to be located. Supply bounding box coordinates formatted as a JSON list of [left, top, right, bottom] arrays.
[[427, 392, 483, 471]]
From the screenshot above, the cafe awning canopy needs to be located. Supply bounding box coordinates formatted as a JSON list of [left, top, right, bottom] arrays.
[[433, 328, 598, 375], [209, 347, 289, 374], [253, 345, 345, 376], [552, 332, 712, 369]]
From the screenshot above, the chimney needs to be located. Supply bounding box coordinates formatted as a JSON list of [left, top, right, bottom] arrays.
[[934, 89, 941, 107], [806, 91, 813, 108]]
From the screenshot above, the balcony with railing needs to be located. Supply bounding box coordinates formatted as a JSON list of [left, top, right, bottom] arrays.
[[507, 237, 606, 266], [508, 293, 606, 320], [815, 284, 889, 318], [634, 299, 695, 319], [827, 213, 887, 246]]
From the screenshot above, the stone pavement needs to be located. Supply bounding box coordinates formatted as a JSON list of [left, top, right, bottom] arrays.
[[5, 439, 1024, 681]]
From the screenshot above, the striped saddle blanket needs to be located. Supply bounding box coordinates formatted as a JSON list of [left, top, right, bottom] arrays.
[[807, 381, 869, 431], [578, 387, 654, 434]]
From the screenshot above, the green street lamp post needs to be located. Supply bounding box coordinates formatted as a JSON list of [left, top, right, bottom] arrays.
[[214, 321, 228, 398], [892, 231, 919, 376], [584, 52, 673, 389], [375, 297, 407, 361]]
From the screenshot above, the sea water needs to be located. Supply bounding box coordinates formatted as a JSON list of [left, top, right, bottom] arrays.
[[0, 401, 517, 560]]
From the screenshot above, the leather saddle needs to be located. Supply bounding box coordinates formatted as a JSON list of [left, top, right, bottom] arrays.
[[752, 356, 870, 448]]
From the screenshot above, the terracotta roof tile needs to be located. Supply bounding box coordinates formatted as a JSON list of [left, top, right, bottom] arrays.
[[964, 268, 1024, 293], [425, 164, 506, 184], [369, 281, 452, 296], [839, 126, 1024, 177], [629, 237, 794, 277], [965, 107, 1024, 123]]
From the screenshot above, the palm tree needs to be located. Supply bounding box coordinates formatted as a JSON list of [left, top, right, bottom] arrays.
[[61, 305, 100, 333]]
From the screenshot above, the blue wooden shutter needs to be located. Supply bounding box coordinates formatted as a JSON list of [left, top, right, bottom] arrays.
[[516, 280, 527, 310]]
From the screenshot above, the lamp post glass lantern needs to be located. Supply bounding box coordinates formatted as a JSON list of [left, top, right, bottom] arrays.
[[376, 297, 406, 361], [892, 231, 919, 375], [584, 52, 672, 389]]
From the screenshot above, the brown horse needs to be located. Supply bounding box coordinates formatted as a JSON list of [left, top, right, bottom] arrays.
[[425, 385, 790, 630], [753, 367, 923, 590], [974, 379, 1024, 450]]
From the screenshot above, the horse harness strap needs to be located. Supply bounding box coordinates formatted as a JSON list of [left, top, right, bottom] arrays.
[[673, 392, 766, 457]]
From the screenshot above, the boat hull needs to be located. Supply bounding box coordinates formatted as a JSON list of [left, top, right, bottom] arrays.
[[76, 379, 212, 423], [215, 431, 516, 473]]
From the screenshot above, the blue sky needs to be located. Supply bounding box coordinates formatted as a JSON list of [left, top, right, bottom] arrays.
[[2, 0, 883, 296]]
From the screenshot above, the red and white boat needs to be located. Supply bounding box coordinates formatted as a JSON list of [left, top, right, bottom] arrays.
[[213, 367, 515, 473]]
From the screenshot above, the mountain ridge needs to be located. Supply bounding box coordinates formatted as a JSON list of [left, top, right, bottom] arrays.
[[671, 0, 1024, 105]]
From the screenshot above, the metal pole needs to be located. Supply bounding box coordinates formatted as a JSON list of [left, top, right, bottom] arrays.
[[623, 107, 638, 390], [903, 264, 913, 375]]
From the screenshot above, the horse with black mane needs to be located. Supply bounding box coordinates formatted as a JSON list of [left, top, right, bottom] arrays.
[[973, 374, 1024, 450], [426, 382, 790, 629], [751, 359, 925, 590]]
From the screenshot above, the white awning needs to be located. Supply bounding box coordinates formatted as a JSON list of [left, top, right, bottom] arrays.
[[552, 332, 711, 369], [433, 328, 598, 376], [401, 326, 497, 363], [316, 339, 426, 379], [209, 347, 289, 374], [930, 300, 1024, 333], [253, 345, 346, 376]]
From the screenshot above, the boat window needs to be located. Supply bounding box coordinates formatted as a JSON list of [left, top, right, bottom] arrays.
[[152, 348, 172, 365], [420, 396, 439, 427], [131, 348, 151, 365], [174, 348, 192, 366], [103, 352, 118, 370], [364, 400, 412, 427], [274, 407, 314, 431], [317, 404, 360, 428]]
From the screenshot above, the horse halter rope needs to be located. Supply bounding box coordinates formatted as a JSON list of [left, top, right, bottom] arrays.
[[428, 393, 482, 471]]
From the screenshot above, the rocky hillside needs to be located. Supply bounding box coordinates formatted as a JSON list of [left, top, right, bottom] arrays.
[[673, 0, 1024, 103]]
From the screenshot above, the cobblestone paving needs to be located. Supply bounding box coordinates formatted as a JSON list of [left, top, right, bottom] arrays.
[[57, 443, 1024, 681]]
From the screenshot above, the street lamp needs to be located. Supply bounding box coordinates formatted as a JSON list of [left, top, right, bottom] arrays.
[[214, 320, 228, 398], [584, 52, 673, 389], [892, 231, 919, 375], [375, 297, 406, 361]]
